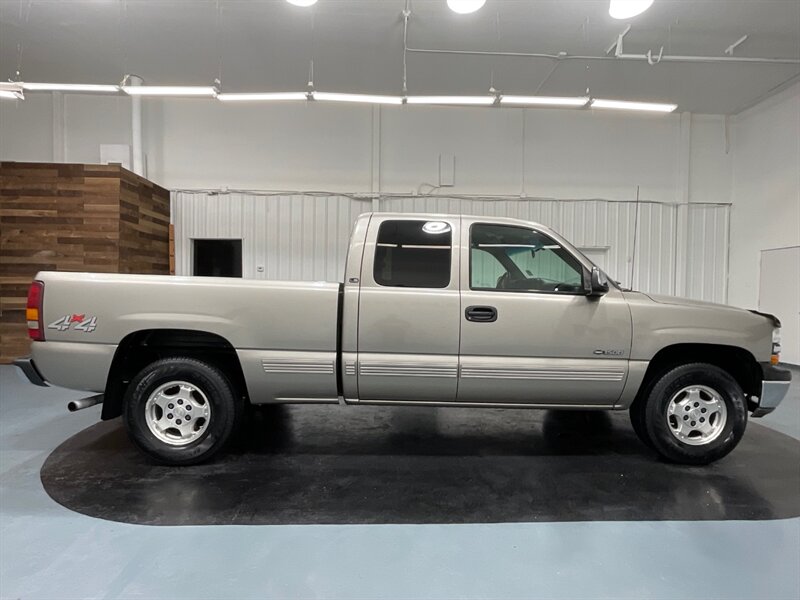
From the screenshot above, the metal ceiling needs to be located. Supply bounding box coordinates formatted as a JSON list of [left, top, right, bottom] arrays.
[[1, 0, 798, 114]]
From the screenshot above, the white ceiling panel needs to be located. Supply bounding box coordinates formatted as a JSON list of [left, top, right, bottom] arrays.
[[0, 0, 798, 114]]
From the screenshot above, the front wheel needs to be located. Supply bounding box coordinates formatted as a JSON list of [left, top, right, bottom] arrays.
[[123, 357, 241, 465], [643, 363, 748, 465]]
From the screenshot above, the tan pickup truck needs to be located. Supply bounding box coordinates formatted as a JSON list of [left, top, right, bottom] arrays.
[[15, 212, 791, 465]]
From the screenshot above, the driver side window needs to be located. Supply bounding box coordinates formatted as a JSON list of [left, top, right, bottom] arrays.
[[470, 224, 584, 293]]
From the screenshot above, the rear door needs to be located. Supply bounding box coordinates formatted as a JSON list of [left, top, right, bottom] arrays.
[[356, 215, 460, 402]]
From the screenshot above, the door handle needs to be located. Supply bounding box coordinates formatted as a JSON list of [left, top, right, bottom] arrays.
[[465, 305, 498, 323]]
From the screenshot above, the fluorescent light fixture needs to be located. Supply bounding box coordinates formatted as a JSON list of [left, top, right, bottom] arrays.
[[22, 82, 119, 93], [286, 0, 317, 5], [313, 92, 402, 105], [609, 0, 654, 20], [217, 92, 307, 102], [122, 86, 217, 97], [406, 95, 495, 105], [500, 95, 589, 107], [0, 90, 23, 100], [591, 98, 677, 112], [447, 0, 486, 14], [0, 83, 24, 100]]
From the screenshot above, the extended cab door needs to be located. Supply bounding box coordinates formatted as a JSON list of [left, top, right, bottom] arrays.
[[457, 219, 632, 406], [355, 214, 460, 402]]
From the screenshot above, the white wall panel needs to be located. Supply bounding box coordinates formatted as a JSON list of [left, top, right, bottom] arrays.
[[685, 204, 730, 304], [172, 192, 371, 281], [523, 109, 680, 203], [174, 192, 730, 303], [148, 100, 373, 191], [0, 94, 54, 161], [729, 83, 800, 310]]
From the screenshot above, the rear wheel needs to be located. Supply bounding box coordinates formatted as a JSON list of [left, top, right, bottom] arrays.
[[643, 363, 747, 465], [123, 357, 241, 465]]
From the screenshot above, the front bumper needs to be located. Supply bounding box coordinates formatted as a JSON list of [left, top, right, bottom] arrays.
[[13, 357, 49, 387], [751, 363, 792, 417]]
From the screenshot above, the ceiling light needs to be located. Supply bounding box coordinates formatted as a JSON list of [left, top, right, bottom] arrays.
[[217, 92, 308, 102], [22, 83, 119, 93], [313, 92, 403, 105], [122, 86, 217, 97], [0, 83, 24, 100], [286, 0, 317, 6], [447, 0, 486, 14], [608, 0, 654, 20], [406, 95, 495, 106], [591, 98, 677, 112], [0, 90, 23, 100], [423, 221, 452, 234], [500, 95, 589, 107]]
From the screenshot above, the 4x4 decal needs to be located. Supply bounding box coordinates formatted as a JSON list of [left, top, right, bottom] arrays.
[[48, 314, 98, 333]]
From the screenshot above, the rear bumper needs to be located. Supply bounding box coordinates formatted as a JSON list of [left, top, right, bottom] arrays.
[[751, 363, 792, 417], [13, 357, 49, 387], [31, 341, 115, 393]]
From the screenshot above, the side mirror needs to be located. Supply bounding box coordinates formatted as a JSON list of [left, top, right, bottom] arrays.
[[588, 266, 609, 297]]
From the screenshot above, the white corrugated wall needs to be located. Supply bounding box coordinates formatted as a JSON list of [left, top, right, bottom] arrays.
[[172, 191, 730, 302], [172, 192, 371, 282]]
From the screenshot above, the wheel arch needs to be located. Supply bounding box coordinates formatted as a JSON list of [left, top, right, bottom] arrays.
[[102, 329, 249, 420], [632, 343, 761, 410]]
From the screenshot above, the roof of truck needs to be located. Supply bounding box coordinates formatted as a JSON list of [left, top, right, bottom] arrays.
[[360, 212, 550, 231]]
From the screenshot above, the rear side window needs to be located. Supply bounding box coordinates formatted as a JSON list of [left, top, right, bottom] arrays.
[[374, 220, 452, 288]]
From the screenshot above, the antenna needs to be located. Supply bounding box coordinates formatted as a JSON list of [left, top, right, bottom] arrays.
[[630, 185, 640, 288]]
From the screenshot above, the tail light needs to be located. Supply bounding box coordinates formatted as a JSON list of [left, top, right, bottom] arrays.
[[771, 329, 781, 365], [26, 280, 45, 341]]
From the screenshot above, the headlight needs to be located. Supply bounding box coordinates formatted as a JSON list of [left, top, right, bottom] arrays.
[[771, 329, 782, 365]]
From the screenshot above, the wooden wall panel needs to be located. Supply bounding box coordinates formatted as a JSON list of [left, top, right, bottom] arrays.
[[0, 310, 29, 366], [118, 171, 170, 274], [0, 162, 170, 363]]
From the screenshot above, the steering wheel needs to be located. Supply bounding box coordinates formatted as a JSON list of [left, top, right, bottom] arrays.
[[497, 272, 528, 289], [497, 272, 537, 290]]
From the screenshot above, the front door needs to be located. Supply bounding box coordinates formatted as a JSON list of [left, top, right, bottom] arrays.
[[357, 216, 461, 402], [458, 221, 632, 406]]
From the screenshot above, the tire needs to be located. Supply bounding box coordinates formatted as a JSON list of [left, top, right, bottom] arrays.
[[629, 394, 655, 451], [643, 363, 747, 465], [123, 357, 241, 466], [630, 367, 663, 451]]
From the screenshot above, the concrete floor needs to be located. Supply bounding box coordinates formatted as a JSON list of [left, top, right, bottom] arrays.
[[1, 364, 798, 600]]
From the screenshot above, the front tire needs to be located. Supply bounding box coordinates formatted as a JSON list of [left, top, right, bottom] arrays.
[[123, 357, 241, 465], [643, 363, 747, 465], [629, 393, 655, 450]]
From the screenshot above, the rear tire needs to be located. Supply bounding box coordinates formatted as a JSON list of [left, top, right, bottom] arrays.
[[123, 357, 241, 466], [643, 363, 747, 465]]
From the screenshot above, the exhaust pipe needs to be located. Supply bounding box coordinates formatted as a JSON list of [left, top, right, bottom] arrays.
[[68, 394, 104, 412]]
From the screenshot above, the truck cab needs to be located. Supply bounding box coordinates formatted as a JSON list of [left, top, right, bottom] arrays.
[[341, 213, 633, 408]]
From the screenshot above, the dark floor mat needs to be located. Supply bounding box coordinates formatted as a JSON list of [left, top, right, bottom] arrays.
[[41, 405, 800, 525]]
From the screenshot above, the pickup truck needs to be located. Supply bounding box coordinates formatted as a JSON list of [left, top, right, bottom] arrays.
[[15, 212, 791, 466]]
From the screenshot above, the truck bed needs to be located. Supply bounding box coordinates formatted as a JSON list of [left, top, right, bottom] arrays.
[[31, 271, 341, 402]]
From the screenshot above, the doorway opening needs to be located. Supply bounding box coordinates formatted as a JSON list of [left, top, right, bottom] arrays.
[[193, 239, 242, 277]]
